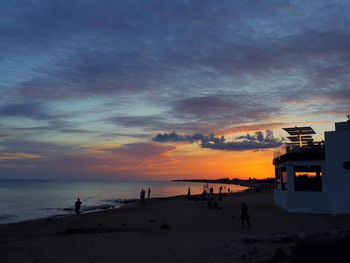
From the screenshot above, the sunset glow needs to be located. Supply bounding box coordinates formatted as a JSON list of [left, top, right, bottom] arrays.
[[0, 1, 349, 181]]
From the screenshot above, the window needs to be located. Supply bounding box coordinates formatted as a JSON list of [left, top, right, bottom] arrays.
[[275, 167, 287, 190], [281, 167, 287, 190], [294, 165, 322, 192], [275, 168, 281, 190]]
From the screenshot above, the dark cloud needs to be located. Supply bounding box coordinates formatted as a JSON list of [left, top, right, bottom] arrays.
[[173, 95, 278, 124], [153, 132, 206, 142], [100, 143, 176, 159], [106, 116, 167, 129], [4, 123, 91, 136], [174, 96, 238, 118], [60, 129, 95, 134], [96, 132, 150, 139], [0, 140, 80, 156], [153, 130, 283, 151], [1, 0, 349, 103], [106, 95, 279, 134], [9, 126, 54, 131], [105, 115, 227, 134], [0, 103, 53, 120], [323, 88, 350, 102]]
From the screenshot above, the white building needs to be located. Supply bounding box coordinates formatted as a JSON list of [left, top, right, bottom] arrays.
[[273, 119, 350, 213]]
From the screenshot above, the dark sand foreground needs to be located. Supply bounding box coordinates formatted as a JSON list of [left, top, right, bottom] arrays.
[[1, 191, 350, 263]]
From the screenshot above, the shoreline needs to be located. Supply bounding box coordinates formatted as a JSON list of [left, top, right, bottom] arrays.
[[0, 179, 247, 225], [1, 185, 249, 226], [1, 190, 246, 227], [2, 191, 350, 262], [0, 198, 140, 226]]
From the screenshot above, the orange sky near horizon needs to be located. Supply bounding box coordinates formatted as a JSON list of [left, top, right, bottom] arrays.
[[71, 122, 335, 181], [92, 120, 335, 181], [1, 119, 338, 181], [93, 142, 277, 181], [148, 146, 275, 180]]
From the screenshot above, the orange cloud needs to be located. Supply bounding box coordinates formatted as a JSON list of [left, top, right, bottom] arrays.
[[0, 153, 42, 160]]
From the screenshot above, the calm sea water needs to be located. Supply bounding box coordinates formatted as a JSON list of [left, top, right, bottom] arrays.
[[0, 179, 247, 224]]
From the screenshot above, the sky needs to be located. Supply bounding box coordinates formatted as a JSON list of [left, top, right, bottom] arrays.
[[0, 0, 349, 181]]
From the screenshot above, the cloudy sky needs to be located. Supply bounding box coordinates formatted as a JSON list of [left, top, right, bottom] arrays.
[[0, 0, 349, 180]]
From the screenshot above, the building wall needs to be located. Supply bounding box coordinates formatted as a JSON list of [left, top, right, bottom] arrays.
[[273, 189, 287, 208], [274, 190, 350, 213], [325, 129, 350, 192]]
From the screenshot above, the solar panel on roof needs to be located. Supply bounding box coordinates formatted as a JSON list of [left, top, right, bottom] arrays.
[[282, 126, 315, 135], [282, 126, 316, 146], [286, 131, 316, 135], [283, 126, 314, 131]]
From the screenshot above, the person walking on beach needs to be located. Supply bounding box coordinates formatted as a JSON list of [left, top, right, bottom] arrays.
[[148, 188, 151, 198], [187, 187, 191, 199], [201, 189, 207, 203], [240, 201, 251, 229], [218, 186, 223, 202], [140, 189, 146, 202], [74, 198, 82, 215]]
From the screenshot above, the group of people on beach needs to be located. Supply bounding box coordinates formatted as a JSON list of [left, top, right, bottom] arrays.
[[73, 185, 251, 230], [187, 185, 252, 229], [140, 188, 151, 202], [73, 187, 153, 215], [187, 186, 224, 208]]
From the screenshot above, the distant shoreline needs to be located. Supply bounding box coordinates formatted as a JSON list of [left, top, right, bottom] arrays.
[[172, 178, 275, 189]]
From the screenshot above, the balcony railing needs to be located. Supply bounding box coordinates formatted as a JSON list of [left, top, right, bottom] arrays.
[[273, 143, 325, 165]]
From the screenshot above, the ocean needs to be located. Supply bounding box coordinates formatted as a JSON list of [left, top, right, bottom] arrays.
[[0, 179, 247, 224]]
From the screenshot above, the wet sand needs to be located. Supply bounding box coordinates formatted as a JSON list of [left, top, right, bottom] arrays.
[[1, 191, 350, 262]]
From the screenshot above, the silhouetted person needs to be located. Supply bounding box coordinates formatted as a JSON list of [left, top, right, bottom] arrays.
[[240, 201, 251, 229], [74, 198, 82, 215], [187, 187, 191, 199], [209, 187, 214, 195], [148, 188, 151, 198], [201, 189, 207, 203], [140, 189, 146, 202], [218, 188, 223, 202]]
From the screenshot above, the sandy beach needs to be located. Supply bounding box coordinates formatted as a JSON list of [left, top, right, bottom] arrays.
[[1, 191, 350, 263]]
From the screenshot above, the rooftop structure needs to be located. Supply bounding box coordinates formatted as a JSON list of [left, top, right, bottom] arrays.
[[283, 126, 315, 147], [273, 126, 324, 165], [273, 119, 350, 213]]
